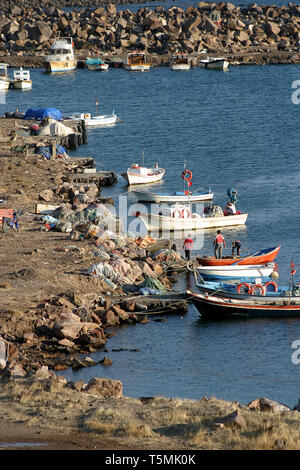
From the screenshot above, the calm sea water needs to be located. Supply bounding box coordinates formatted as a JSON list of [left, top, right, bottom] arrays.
[[3, 62, 300, 407]]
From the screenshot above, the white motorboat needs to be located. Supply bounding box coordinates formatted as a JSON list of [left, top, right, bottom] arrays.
[[199, 57, 229, 70], [170, 52, 191, 71], [138, 204, 248, 231], [0, 63, 10, 90], [133, 189, 213, 203], [195, 263, 276, 281], [44, 37, 77, 73], [69, 112, 118, 127], [122, 163, 165, 186], [123, 51, 150, 71], [12, 67, 32, 89], [86, 58, 109, 71]]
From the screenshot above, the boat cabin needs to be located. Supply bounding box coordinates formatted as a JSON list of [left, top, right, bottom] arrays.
[[0, 63, 8, 78], [13, 68, 30, 81]]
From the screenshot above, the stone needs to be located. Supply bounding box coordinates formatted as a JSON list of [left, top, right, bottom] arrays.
[[265, 21, 281, 37], [247, 397, 290, 412], [100, 357, 112, 365], [106, 4, 117, 15], [85, 377, 123, 398], [39, 189, 54, 202], [28, 21, 53, 43], [215, 409, 246, 429], [53, 319, 82, 340], [35, 365, 51, 380], [292, 398, 300, 412]]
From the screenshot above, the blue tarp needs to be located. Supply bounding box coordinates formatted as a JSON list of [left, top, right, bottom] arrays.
[[35, 144, 67, 160], [23, 107, 63, 121]]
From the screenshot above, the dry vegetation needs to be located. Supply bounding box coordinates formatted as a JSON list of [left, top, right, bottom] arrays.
[[0, 377, 300, 450]]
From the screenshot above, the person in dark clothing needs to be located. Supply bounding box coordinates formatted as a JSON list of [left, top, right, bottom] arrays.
[[232, 240, 241, 256]]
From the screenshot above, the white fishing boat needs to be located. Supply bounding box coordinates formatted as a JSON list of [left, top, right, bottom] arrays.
[[86, 57, 109, 71], [138, 204, 248, 231], [170, 52, 191, 71], [69, 111, 118, 127], [195, 263, 276, 281], [122, 163, 165, 186], [0, 63, 10, 90], [12, 67, 32, 89], [133, 189, 213, 203], [123, 51, 150, 71], [44, 37, 77, 73], [199, 57, 229, 70]]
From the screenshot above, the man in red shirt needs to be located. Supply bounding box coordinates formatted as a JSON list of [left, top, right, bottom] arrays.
[[183, 234, 194, 260], [213, 230, 226, 259]]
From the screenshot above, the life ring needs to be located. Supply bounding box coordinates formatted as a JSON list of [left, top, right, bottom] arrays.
[[236, 282, 252, 294], [172, 209, 182, 218], [251, 284, 265, 296], [181, 208, 191, 218], [84, 113, 89, 120], [265, 281, 278, 292], [181, 169, 192, 181]]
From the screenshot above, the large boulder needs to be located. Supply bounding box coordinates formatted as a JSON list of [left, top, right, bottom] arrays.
[[28, 21, 52, 43], [215, 409, 246, 429], [247, 397, 290, 413], [52, 312, 83, 340], [85, 377, 123, 398]]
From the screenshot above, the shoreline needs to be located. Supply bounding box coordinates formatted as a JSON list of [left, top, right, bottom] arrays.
[[0, 2, 300, 68], [0, 117, 300, 450]]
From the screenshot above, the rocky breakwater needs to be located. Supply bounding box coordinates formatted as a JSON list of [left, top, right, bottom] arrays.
[[1, 2, 300, 67]]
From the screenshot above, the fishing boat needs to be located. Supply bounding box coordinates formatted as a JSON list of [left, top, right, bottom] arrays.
[[194, 263, 276, 281], [69, 111, 118, 127], [138, 204, 247, 232], [199, 57, 229, 70], [44, 37, 77, 73], [196, 245, 281, 266], [123, 51, 150, 71], [192, 279, 283, 299], [170, 52, 191, 70], [122, 163, 165, 186], [189, 289, 300, 319], [0, 63, 10, 90], [12, 68, 32, 89], [86, 57, 109, 71], [133, 189, 214, 203]]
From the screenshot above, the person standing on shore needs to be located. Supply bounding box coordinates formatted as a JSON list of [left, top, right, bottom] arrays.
[[213, 230, 226, 259], [183, 234, 194, 260]]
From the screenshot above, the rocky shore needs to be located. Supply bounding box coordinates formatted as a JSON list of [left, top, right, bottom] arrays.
[[0, 2, 300, 68]]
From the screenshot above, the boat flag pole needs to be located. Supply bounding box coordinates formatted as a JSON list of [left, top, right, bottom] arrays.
[[95, 98, 99, 116]]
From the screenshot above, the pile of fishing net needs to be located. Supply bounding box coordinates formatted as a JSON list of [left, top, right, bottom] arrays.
[[204, 204, 224, 218]]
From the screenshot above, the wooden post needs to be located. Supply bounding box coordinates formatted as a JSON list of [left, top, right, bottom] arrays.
[[52, 139, 57, 159]]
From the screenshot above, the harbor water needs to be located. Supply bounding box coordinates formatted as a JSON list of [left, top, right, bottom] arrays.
[[3, 62, 300, 407]]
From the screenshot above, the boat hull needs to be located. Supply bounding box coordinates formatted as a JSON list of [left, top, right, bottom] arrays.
[[133, 190, 214, 203], [13, 80, 32, 90], [196, 245, 281, 266], [170, 64, 191, 71], [195, 264, 275, 280], [85, 114, 117, 126], [123, 64, 150, 72], [123, 169, 165, 186], [44, 60, 77, 73], [139, 212, 248, 231], [0, 80, 10, 90], [199, 59, 229, 70], [191, 292, 300, 319], [87, 63, 109, 71]]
